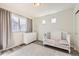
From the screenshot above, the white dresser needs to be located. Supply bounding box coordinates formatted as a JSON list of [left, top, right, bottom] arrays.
[[23, 32, 37, 44]]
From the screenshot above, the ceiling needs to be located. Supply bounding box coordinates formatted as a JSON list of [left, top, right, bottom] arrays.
[[0, 3, 75, 19]]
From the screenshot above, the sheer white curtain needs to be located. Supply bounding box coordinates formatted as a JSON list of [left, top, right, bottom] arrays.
[[0, 8, 12, 50]]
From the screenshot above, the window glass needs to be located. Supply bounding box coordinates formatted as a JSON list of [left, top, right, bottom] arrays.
[[20, 17, 27, 32], [11, 14, 20, 32], [11, 13, 31, 32]]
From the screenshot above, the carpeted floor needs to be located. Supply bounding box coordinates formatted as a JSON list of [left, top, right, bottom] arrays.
[[2, 43, 71, 56], [34, 40, 79, 56], [1, 41, 79, 56]]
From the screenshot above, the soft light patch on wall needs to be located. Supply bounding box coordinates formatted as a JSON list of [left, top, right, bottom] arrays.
[[51, 18, 56, 23], [33, 3, 40, 7], [42, 20, 46, 24]]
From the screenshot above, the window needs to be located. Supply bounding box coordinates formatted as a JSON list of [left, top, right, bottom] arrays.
[[11, 13, 27, 32]]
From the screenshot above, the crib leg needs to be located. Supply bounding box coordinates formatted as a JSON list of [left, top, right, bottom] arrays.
[[69, 49, 71, 53]]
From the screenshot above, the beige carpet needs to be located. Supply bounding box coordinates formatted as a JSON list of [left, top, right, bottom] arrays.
[[2, 43, 71, 56]]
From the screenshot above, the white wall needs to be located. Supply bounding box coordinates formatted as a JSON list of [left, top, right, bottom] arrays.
[[72, 4, 79, 52], [33, 8, 74, 42]]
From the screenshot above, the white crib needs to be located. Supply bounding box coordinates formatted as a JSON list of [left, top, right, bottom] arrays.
[[43, 32, 71, 53]]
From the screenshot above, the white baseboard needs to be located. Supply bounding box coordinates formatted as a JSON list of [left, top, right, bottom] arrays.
[[38, 39, 43, 42], [70, 45, 79, 53], [74, 47, 77, 51], [73, 47, 79, 53], [77, 47, 79, 53]]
